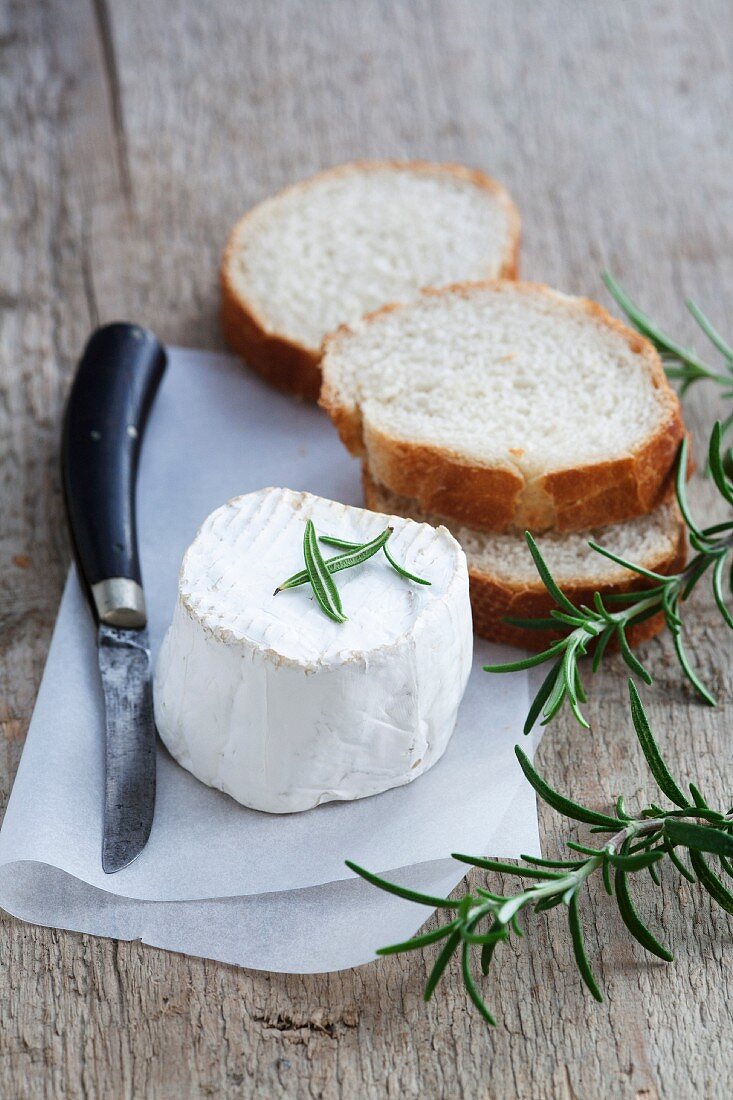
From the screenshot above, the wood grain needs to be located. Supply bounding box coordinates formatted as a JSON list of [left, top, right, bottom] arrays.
[[1, 0, 732, 1096]]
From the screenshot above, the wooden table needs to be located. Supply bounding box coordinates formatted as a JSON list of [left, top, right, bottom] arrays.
[[2, 2, 732, 1096]]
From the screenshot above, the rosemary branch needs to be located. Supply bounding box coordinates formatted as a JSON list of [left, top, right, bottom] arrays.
[[484, 425, 733, 731], [348, 682, 733, 1026]]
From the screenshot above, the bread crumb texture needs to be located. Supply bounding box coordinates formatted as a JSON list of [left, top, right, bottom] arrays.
[[223, 162, 518, 352], [322, 281, 683, 532]]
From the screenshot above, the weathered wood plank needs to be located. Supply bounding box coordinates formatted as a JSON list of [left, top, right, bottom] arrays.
[[1, 1, 732, 1096]]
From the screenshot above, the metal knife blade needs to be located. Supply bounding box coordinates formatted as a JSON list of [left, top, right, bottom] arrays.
[[98, 625, 156, 873], [61, 324, 166, 873]]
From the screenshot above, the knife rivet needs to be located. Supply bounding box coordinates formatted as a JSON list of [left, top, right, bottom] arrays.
[[126, 425, 139, 439], [90, 429, 101, 441]]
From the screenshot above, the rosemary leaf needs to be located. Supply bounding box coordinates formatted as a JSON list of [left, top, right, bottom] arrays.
[[319, 534, 371, 549], [663, 837, 697, 884], [424, 930, 462, 1000], [689, 783, 710, 809], [344, 861, 460, 909], [277, 527, 392, 592], [665, 819, 733, 857], [719, 856, 733, 880], [615, 866, 673, 961], [616, 795, 632, 821], [382, 542, 432, 585], [607, 849, 665, 872], [565, 840, 604, 856], [475, 887, 505, 901], [303, 519, 346, 623], [661, 586, 683, 630], [601, 858, 614, 897], [674, 437, 707, 541], [376, 921, 459, 956], [686, 298, 733, 364], [550, 609, 589, 628], [533, 893, 566, 913], [587, 541, 669, 582], [483, 640, 568, 674], [462, 928, 507, 947], [618, 631, 653, 684], [521, 853, 585, 870], [451, 853, 563, 880], [568, 893, 603, 1002], [461, 942, 497, 1025], [515, 747, 622, 829], [562, 644, 590, 729], [602, 271, 713, 379], [542, 655, 576, 726], [318, 531, 431, 585], [712, 554, 733, 629], [708, 421, 733, 505], [502, 616, 560, 630], [628, 681, 690, 808], [480, 919, 505, 974], [524, 533, 579, 614], [688, 851, 733, 914], [591, 625, 614, 673], [523, 658, 563, 735], [671, 626, 717, 707]]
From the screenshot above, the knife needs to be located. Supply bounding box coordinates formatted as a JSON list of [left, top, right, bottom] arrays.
[[61, 323, 167, 873]]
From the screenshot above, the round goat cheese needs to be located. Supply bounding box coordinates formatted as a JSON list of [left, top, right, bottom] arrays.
[[153, 487, 473, 813]]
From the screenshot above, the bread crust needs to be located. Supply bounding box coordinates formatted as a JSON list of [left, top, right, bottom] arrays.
[[220, 161, 521, 401], [220, 283, 322, 401], [361, 467, 687, 651], [322, 280, 685, 532]]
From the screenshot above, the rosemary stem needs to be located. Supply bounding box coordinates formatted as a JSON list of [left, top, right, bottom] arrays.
[[667, 364, 733, 387], [551, 591, 663, 660], [596, 809, 732, 859], [609, 592, 666, 627], [680, 535, 733, 582], [481, 809, 733, 929]]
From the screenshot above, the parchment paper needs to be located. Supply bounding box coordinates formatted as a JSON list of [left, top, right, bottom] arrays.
[[0, 347, 540, 972]]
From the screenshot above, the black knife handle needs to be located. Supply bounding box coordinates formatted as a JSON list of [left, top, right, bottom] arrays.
[[62, 323, 167, 628]]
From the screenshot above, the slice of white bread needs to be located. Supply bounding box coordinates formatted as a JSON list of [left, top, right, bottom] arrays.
[[321, 280, 684, 533], [362, 468, 687, 650], [221, 161, 520, 400]]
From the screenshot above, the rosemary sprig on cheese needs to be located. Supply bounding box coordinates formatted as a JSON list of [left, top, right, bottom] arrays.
[[349, 681, 733, 1027], [276, 526, 393, 593], [303, 519, 346, 623], [319, 533, 431, 585], [275, 522, 430, 619]]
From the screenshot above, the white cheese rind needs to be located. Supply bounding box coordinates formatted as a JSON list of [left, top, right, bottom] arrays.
[[154, 488, 472, 813]]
